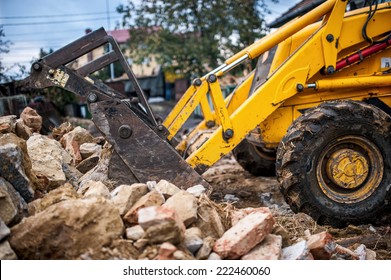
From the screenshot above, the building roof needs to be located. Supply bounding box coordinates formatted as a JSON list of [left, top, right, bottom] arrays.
[[108, 29, 130, 44], [268, 0, 325, 28]]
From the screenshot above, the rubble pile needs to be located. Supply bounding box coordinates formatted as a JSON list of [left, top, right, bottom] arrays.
[[0, 108, 382, 260]]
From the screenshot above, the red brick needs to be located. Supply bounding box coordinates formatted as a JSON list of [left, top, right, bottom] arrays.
[[307, 231, 336, 260], [213, 210, 274, 259], [241, 234, 282, 260]]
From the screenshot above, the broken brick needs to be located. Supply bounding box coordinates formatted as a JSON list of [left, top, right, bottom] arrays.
[[213, 210, 274, 259]]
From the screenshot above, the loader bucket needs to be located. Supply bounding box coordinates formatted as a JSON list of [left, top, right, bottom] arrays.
[[26, 27, 209, 189]]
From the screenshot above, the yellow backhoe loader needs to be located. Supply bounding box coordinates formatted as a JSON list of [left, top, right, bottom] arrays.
[[25, 0, 391, 226]]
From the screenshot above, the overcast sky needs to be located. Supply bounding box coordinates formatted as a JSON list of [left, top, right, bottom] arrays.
[[0, 0, 301, 74]]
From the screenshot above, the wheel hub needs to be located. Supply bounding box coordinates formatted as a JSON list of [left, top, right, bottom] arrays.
[[317, 135, 384, 203], [326, 149, 369, 189]]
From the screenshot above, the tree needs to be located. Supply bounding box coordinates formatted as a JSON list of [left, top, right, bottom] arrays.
[[0, 26, 11, 82], [117, 0, 277, 79], [0, 26, 29, 83]]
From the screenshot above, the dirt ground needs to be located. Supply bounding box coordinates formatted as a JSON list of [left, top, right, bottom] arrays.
[[69, 103, 391, 260], [203, 155, 391, 260]]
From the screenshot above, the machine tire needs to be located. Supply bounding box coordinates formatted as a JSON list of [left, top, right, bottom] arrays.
[[276, 100, 391, 227], [233, 139, 276, 176]]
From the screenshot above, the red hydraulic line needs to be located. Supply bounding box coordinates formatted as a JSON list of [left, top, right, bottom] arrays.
[[336, 37, 391, 71]]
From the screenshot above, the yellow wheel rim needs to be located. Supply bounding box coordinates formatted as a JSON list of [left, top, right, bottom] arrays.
[[316, 136, 383, 203]]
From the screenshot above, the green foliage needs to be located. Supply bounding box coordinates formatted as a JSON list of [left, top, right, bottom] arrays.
[[38, 47, 54, 58], [0, 27, 11, 82], [93, 61, 125, 81], [117, 0, 277, 79]]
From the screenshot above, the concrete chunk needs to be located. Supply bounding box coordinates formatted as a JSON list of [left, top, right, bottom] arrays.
[[213, 210, 274, 259], [154, 180, 181, 199], [196, 236, 215, 260], [111, 183, 148, 216], [76, 154, 99, 174], [28, 183, 79, 215], [27, 134, 67, 189], [165, 191, 198, 227], [157, 242, 177, 260], [365, 247, 377, 260], [10, 197, 124, 259], [80, 143, 102, 159], [123, 191, 165, 224], [307, 231, 336, 260], [184, 227, 203, 254], [0, 219, 11, 241], [0, 133, 35, 202], [126, 225, 145, 241], [82, 181, 110, 199], [0, 177, 27, 225], [282, 240, 313, 260], [77, 180, 110, 198], [138, 205, 185, 245], [207, 252, 222, 260], [186, 185, 206, 197], [0, 185, 18, 225], [241, 234, 282, 260], [0, 241, 17, 260], [0, 115, 16, 134], [60, 126, 94, 165], [20, 107, 42, 133], [15, 119, 32, 140]]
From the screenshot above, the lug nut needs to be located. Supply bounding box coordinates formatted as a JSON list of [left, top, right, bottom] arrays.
[[224, 129, 234, 139], [296, 84, 304, 92], [193, 78, 202, 86], [32, 62, 42, 72], [208, 74, 217, 83], [327, 66, 335, 75], [87, 93, 98, 103], [206, 120, 215, 128], [118, 125, 132, 139], [326, 34, 334, 43]]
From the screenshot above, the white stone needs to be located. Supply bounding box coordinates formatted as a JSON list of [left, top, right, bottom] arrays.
[[111, 183, 148, 216], [126, 225, 145, 241], [164, 191, 198, 227], [138, 205, 185, 245], [186, 185, 206, 197], [27, 134, 67, 189], [80, 143, 101, 159], [77, 180, 110, 199], [0, 241, 17, 259], [154, 180, 181, 199], [207, 252, 221, 260], [282, 240, 313, 260]]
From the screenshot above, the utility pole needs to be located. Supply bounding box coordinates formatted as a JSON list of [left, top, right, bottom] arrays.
[[107, 0, 115, 81]]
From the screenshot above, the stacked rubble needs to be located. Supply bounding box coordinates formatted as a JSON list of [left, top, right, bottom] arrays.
[[0, 108, 379, 260]]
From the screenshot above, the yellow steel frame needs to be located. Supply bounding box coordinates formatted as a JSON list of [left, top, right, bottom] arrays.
[[163, 0, 391, 173]]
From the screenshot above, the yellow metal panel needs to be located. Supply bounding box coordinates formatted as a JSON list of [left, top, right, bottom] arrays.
[[164, 84, 198, 128], [199, 95, 214, 124], [226, 72, 254, 114], [165, 82, 208, 140], [259, 107, 293, 147], [208, 78, 233, 134], [321, 0, 346, 72]]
